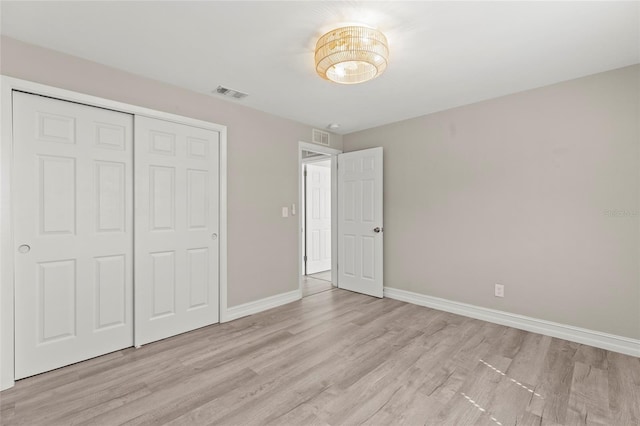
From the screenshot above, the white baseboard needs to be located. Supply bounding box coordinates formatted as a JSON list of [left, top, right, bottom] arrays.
[[223, 289, 302, 323], [384, 287, 640, 358]]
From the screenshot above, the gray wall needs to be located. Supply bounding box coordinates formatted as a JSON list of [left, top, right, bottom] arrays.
[[2, 36, 638, 340], [344, 65, 640, 339], [0, 36, 343, 307]]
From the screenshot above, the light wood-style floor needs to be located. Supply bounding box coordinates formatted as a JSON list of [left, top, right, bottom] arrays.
[[1, 288, 639, 426], [308, 270, 332, 282], [302, 275, 333, 297]]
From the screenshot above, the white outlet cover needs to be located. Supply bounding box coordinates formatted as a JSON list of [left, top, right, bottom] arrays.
[[495, 284, 504, 298]]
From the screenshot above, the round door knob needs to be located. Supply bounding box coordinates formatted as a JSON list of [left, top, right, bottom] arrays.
[[211, 233, 218, 240], [373, 227, 382, 233], [18, 244, 31, 254]]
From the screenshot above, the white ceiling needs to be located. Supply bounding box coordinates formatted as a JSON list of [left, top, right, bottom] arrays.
[[1, 1, 638, 134]]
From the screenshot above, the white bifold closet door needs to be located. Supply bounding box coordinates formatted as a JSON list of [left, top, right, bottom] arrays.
[[134, 116, 220, 346], [13, 92, 134, 379]]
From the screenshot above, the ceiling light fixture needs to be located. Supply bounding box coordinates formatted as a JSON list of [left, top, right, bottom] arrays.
[[315, 26, 389, 85]]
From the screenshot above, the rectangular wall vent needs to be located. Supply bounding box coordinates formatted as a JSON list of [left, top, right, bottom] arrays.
[[215, 85, 248, 100], [312, 129, 330, 146]]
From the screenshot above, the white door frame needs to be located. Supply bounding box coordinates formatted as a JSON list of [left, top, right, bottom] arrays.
[[298, 142, 341, 293], [0, 76, 228, 390]]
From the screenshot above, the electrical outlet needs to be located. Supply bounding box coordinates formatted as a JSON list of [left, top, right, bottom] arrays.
[[494, 284, 504, 298]]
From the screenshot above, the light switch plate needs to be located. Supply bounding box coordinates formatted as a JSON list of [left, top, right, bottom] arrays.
[[282, 207, 289, 218]]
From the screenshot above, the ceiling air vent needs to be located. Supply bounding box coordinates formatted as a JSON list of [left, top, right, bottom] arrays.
[[312, 129, 330, 146], [214, 85, 248, 100]]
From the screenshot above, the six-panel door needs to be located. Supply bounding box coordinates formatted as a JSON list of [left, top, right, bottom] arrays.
[[13, 92, 134, 379], [338, 148, 384, 298], [134, 116, 220, 346]]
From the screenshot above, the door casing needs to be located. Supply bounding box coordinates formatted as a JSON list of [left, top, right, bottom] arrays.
[[0, 76, 228, 390], [298, 142, 341, 293]]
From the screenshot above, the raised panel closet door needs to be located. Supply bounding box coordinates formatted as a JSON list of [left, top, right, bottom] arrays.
[[134, 116, 219, 346], [13, 92, 134, 379]]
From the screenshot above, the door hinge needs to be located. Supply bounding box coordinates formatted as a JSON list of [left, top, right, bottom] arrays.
[[304, 170, 307, 177], [304, 255, 307, 262]]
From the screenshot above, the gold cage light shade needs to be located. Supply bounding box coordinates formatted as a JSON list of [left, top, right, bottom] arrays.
[[315, 26, 389, 84]]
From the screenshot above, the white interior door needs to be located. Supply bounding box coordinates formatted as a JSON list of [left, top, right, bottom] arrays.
[[338, 148, 383, 298], [13, 92, 134, 379], [134, 116, 219, 346], [306, 160, 331, 274]]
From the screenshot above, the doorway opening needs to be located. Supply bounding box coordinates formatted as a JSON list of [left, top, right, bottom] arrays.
[[298, 142, 341, 298], [303, 152, 332, 296]]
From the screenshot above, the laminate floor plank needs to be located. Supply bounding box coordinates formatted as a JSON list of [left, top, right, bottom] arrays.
[[573, 345, 608, 370], [484, 360, 538, 426], [1, 288, 638, 426], [214, 325, 417, 425], [302, 276, 333, 297], [307, 271, 332, 282], [528, 338, 580, 425], [167, 317, 395, 424], [565, 362, 610, 425], [358, 367, 434, 426], [607, 351, 640, 425], [504, 332, 552, 386], [318, 333, 429, 425]]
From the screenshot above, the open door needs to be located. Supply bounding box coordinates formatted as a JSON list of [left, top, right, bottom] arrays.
[[337, 147, 383, 297]]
